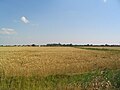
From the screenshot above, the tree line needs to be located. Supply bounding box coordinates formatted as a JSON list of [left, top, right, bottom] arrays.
[[1, 43, 120, 47]]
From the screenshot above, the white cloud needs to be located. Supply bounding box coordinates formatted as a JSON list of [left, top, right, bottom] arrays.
[[21, 16, 29, 24], [104, 0, 107, 3], [0, 28, 16, 35]]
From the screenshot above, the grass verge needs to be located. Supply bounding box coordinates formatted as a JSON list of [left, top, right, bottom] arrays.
[[0, 69, 120, 90], [76, 47, 120, 52]]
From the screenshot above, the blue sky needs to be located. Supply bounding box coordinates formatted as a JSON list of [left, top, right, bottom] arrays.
[[0, 0, 120, 45]]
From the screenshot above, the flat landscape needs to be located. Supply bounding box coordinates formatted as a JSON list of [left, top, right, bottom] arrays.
[[0, 47, 120, 90]]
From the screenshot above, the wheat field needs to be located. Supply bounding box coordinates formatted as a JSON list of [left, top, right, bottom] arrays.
[[0, 47, 120, 76], [0, 47, 120, 90]]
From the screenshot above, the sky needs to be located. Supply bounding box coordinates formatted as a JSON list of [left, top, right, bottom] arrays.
[[0, 0, 120, 45]]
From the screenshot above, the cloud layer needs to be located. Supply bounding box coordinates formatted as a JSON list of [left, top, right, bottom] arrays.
[[0, 28, 16, 35], [21, 16, 29, 24]]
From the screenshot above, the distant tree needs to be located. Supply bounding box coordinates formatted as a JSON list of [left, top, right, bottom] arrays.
[[105, 44, 109, 46], [69, 43, 72, 46], [31, 44, 36, 47], [90, 44, 93, 46], [58, 43, 61, 46], [0, 45, 3, 47]]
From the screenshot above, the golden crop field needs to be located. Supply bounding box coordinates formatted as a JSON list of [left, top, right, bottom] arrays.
[[0, 47, 120, 90], [0, 47, 120, 76]]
